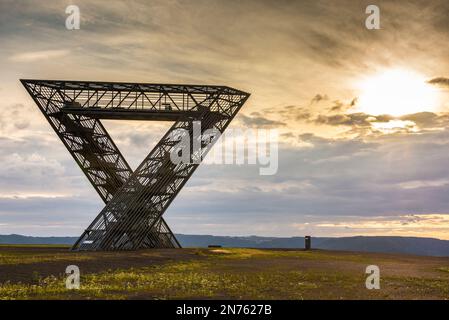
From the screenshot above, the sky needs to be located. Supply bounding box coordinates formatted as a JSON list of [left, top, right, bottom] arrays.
[[1, 0, 449, 239]]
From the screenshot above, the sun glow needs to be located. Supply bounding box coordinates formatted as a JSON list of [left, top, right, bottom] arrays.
[[371, 119, 417, 133], [357, 69, 440, 116]]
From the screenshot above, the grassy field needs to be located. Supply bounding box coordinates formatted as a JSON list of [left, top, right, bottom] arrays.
[[0, 245, 448, 300]]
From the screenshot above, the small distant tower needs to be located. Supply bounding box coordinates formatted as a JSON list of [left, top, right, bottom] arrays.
[[305, 236, 311, 250]]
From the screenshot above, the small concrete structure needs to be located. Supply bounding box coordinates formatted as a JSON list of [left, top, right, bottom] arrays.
[[305, 236, 311, 250]]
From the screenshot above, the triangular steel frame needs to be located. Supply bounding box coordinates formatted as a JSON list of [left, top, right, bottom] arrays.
[[21, 79, 249, 251]]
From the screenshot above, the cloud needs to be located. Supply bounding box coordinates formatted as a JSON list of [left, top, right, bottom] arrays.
[[166, 128, 449, 238], [1, 0, 449, 238], [0, 195, 101, 236], [397, 179, 449, 190], [315, 113, 375, 127], [9, 49, 70, 62], [275, 92, 449, 137], [311, 94, 328, 104], [272, 105, 312, 122], [306, 214, 449, 239], [0, 103, 38, 134], [329, 98, 357, 112], [399, 112, 442, 128], [238, 114, 286, 128], [3, 119, 449, 237], [428, 77, 449, 88]]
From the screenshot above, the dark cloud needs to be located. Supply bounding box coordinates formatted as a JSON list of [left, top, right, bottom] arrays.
[[328, 97, 357, 113], [280, 132, 295, 139], [430, 1, 449, 36], [311, 94, 328, 104], [399, 112, 439, 127], [428, 77, 449, 88], [315, 112, 381, 127], [238, 114, 286, 128], [296, 112, 311, 120], [311, 109, 449, 134], [329, 101, 344, 112], [275, 95, 360, 126], [274, 105, 311, 122]]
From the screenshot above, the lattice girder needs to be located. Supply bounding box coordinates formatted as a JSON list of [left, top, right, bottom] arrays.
[[21, 79, 249, 251]]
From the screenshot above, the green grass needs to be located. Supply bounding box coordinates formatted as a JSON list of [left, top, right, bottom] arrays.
[[0, 252, 92, 265], [0, 244, 71, 248], [437, 267, 449, 273], [0, 258, 358, 300], [199, 248, 390, 263], [0, 248, 448, 300], [382, 276, 449, 298]]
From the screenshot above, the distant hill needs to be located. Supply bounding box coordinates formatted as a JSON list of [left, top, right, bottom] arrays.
[[176, 234, 449, 257], [1, 234, 449, 257], [0, 234, 77, 245]]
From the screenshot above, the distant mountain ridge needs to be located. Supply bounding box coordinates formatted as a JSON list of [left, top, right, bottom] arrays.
[[1, 234, 449, 257], [0, 234, 77, 245], [177, 234, 449, 257]]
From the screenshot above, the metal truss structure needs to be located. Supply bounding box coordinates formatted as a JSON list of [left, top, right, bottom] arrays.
[[21, 79, 250, 251]]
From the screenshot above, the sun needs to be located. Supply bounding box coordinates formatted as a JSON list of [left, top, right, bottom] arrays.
[[356, 69, 440, 116]]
